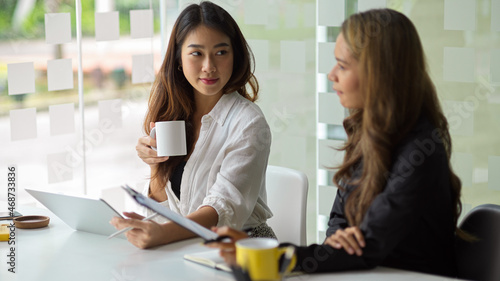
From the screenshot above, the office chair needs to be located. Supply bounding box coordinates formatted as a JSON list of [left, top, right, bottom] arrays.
[[265, 165, 308, 246], [455, 204, 500, 281]]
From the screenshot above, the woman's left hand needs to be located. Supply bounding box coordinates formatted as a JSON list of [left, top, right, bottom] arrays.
[[324, 226, 365, 256], [110, 212, 168, 249]]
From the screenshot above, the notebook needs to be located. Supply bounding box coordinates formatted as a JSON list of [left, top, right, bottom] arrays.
[[25, 188, 124, 237], [184, 250, 303, 277], [184, 250, 231, 272]]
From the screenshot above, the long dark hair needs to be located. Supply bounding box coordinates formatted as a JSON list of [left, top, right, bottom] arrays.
[[145, 1, 259, 186], [332, 9, 466, 238]]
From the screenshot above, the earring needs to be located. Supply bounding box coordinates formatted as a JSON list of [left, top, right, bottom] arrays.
[[178, 65, 183, 71]]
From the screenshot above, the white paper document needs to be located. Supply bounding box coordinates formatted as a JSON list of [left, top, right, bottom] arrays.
[[184, 250, 231, 272]]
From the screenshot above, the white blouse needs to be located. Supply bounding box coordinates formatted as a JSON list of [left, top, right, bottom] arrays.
[[141, 92, 273, 229]]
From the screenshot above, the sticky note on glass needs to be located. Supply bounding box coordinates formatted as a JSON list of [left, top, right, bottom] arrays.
[[132, 54, 154, 84], [444, 0, 476, 31], [99, 99, 122, 129], [319, 92, 344, 125], [45, 13, 72, 44], [47, 58, 74, 91], [95, 11, 119, 41], [49, 103, 75, 136], [318, 0, 345, 27], [443, 100, 474, 136], [10, 108, 37, 141], [244, 0, 268, 25], [280, 41, 306, 73], [47, 152, 73, 183], [318, 42, 336, 74], [443, 47, 475, 83], [130, 9, 153, 39], [8, 62, 35, 95], [248, 39, 269, 72], [492, 0, 500, 32], [358, 0, 386, 12], [488, 156, 500, 191]]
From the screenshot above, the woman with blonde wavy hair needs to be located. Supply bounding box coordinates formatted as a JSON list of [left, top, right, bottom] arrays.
[[111, 1, 275, 249], [208, 9, 465, 277]]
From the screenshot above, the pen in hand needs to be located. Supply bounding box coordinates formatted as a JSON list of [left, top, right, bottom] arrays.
[[107, 212, 159, 240]]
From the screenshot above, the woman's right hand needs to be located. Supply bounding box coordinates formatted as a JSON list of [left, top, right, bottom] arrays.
[[110, 212, 169, 249], [136, 122, 170, 167]]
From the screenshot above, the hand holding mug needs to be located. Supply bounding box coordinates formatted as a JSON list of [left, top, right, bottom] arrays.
[[149, 120, 187, 157], [136, 121, 187, 167], [136, 123, 169, 166]]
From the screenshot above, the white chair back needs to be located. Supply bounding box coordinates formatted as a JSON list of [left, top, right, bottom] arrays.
[[265, 165, 308, 245]]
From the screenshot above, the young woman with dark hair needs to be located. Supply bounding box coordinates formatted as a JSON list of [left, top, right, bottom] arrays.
[[111, 1, 275, 249]]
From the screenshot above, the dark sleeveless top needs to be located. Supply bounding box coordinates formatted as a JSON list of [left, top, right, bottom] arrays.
[[170, 161, 186, 200]]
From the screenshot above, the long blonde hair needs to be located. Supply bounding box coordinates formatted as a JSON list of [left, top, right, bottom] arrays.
[[333, 9, 464, 237]]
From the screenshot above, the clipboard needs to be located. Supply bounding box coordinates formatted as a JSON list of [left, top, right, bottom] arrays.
[[121, 185, 219, 241]]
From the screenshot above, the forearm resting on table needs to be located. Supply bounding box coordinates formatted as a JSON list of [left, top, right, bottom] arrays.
[[161, 206, 219, 244]]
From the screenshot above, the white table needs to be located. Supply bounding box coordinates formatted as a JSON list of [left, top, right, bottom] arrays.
[[0, 206, 458, 281]]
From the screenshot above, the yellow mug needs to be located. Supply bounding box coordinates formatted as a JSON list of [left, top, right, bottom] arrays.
[[235, 238, 295, 281]]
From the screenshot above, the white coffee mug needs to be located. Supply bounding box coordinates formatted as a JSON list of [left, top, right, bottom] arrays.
[[150, 121, 187, 157]]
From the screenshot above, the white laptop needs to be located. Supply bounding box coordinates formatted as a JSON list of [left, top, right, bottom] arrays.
[[25, 188, 124, 237]]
